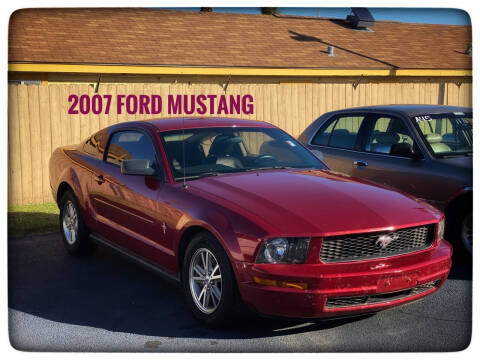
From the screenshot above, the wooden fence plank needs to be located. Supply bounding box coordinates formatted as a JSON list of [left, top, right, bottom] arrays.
[[98, 84, 110, 129], [418, 82, 426, 104], [8, 85, 22, 206], [291, 83, 300, 137], [297, 83, 306, 137], [312, 82, 319, 121], [460, 82, 471, 107], [318, 82, 326, 116], [50, 85, 62, 154], [39, 85, 52, 202], [270, 83, 279, 128], [305, 82, 313, 127], [87, 85, 98, 135], [17, 85, 33, 204], [59, 85, 70, 146], [78, 84, 91, 140], [28, 85, 43, 204], [68, 85, 80, 145]]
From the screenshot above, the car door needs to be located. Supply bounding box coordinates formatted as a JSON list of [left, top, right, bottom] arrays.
[[308, 113, 369, 175], [89, 128, 172, 264], [348, 114, 434, 200]]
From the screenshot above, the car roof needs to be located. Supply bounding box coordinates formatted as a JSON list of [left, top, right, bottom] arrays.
[[140, 117, 276, 132], [328, 104, 472, 117]]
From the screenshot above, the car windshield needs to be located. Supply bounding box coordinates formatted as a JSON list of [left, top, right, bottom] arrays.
[[412, 112, 472, 157], [160, 127, 326, 181]]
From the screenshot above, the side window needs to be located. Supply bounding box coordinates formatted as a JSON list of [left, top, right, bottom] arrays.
[[312, 115, 365, 150], [105, 131, 158, 168], [311, 119, 336, 146], [365, 116, 414, 154], [83, 129, 107, 159]]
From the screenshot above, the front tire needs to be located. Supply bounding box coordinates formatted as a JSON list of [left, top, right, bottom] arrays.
[[182, 232, 240, 328], [59, 190, 96, 255], [461, 213, 473, 255], [448, 203, 472, 260]]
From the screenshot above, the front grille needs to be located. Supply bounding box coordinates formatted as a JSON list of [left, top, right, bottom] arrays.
[[320, 225, 435, 263], [325, 279, 440, 309]]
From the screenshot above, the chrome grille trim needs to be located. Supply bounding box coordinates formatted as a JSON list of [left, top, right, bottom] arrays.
[[325, 279, 440, 309], [320, 225, 435, 263]]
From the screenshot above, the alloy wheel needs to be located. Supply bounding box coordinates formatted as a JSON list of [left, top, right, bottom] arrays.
[[62, 200, 78, 245], [189, 248, 223, 314]]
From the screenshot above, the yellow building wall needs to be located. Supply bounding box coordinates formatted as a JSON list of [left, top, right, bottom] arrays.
[[8, 77, 472, 205]]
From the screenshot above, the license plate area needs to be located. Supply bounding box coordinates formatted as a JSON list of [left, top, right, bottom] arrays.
[[377, 271, 419, 292]]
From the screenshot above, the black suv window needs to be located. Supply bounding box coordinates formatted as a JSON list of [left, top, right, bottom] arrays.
[[365, 116, 414, 155], [312, 115, 366, 150], [105, 130, 158, 167]]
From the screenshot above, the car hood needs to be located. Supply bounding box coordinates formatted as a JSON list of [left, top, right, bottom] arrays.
[[188, 169, 441, 236]]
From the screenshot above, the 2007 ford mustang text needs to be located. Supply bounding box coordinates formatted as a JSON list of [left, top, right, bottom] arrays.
[[49, 117, 452, 327]]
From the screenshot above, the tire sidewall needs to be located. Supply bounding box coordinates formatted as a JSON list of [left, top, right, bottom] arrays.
[[59, 190, 91, 254], [448, 203, 472, 260], [181, 232, 237, 327], [457, 210, 473, 258]]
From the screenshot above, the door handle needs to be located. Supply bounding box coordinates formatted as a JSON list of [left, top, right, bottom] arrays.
[[95, 174, 105, 184], [353, 160, 368, 167]]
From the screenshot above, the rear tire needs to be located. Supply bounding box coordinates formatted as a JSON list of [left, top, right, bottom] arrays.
[[59, 190, 96, 256], [181, 232, 241, 328]]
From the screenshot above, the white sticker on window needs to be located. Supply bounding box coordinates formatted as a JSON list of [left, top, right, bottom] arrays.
[[285, 140, 296, 147], [414, 115, 432, 122]]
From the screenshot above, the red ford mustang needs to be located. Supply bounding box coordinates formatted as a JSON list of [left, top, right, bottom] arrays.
[[49, 117, 452, 327]]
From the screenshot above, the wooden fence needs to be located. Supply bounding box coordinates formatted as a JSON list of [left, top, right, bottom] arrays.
[[8, 79, 472, 206]]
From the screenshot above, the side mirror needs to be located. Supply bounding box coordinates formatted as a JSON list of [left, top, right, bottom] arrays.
[[121, 159, 156, 176], [390, 143, 421, 159]]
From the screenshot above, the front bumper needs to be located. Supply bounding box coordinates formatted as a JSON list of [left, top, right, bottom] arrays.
[[236, 240, 452, 319]]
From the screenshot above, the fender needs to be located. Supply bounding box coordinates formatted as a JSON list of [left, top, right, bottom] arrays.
[[175, 217, 252, 285], [445, 186, 472, 218], [447, 186, 472, 205], [175, 213, 238, 264], [174, 200, 269, 276], [54, 148, 92, 226]]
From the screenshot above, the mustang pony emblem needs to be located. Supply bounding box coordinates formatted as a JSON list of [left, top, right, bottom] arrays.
[[376, 234, 399, 249]]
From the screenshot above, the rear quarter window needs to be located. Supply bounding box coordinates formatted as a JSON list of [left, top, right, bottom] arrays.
[[105, 130, 158, 167], [83, 129, 107, 159], [312, 115, 366, 150]]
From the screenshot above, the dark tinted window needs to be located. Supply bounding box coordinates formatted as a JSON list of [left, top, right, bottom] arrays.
[[365, 116, 414, 155], [106, 131, 157, 167], [311, 119, 336, 145], [312, 115, 365, 149]]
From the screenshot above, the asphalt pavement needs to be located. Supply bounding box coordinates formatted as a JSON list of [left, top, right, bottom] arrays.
[[8, 233, 472, 352]]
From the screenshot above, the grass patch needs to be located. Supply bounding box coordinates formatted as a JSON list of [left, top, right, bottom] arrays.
[[8, 202, 59, 237]]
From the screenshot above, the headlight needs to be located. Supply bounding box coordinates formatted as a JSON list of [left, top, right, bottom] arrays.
[[437, 218, 445, 241], [256, 237, 311, 264]]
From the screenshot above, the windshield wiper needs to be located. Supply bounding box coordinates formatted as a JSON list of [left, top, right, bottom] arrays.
[[180, 171, 226, 181], [181, 166, 297, 180]]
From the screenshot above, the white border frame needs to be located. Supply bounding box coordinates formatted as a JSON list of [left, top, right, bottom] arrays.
[[2, 1, 477, 358]]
